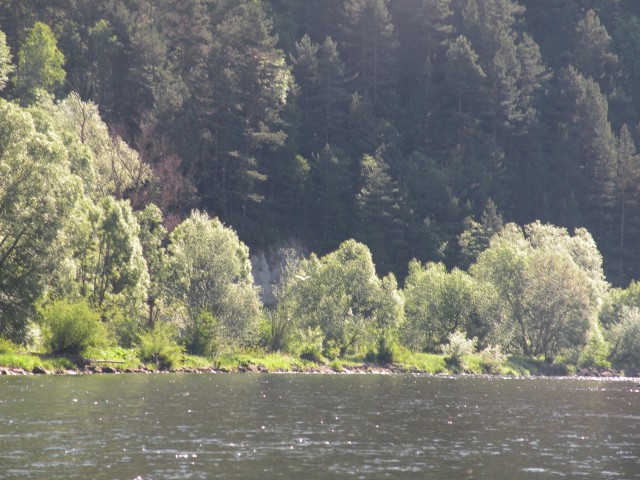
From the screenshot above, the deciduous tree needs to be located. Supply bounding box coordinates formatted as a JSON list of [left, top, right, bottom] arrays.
[[14, 22, 65, 103], [471, 222, 607, 361], [0, 99, 81, 341], [165, 211, 261, 348]]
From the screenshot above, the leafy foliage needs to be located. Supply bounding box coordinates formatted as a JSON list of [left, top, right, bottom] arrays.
[[471, 222, 607, 361], [440, 330, 477, 367], [402, 261, 484, 352], [181, 310, 219, 357], [278, 240, 404, 358], [0, 336, 18, 354], [66, 196, 149, 321], [39, 299, 106, 355], [166, 211, 262, 348], [478, 345, 506, 374], [0, 99, 82, 341], [0, 29, 13, 91], [14, 22, 65, 102], [6, 4, 640, 372], [607, 306, 640, 370], [136, 322, 183, 370]]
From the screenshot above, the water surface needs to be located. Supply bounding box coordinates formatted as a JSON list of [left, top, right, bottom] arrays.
[[1, 374, 639, 479]]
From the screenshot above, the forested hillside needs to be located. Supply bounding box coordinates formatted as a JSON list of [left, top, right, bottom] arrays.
[[8, 1, 640, 374], [3, 0, 640, 284]]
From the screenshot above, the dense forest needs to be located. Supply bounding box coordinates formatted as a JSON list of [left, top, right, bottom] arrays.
[[2, 0, 640, 372], [5, 0, 640, 281]]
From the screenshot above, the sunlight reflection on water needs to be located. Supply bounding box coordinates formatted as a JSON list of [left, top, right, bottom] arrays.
[[0, 374, 639, 479]]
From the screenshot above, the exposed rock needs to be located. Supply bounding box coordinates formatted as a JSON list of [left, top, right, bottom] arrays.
[[250, 239, 309, 307], [32, 366, 50, 375], [124, 368, 148, 374]]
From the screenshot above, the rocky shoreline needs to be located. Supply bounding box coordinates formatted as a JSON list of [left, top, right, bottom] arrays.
[[0, 363, 631, 378]]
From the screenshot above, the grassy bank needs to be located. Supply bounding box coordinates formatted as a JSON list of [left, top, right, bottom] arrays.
[[0, 346, 626, 377]]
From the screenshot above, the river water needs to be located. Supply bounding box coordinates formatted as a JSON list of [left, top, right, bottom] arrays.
[[0, 373, 639, 479]]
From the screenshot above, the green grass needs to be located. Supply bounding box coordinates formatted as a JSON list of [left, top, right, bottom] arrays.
[[212, 351, 302, 372], [0, 352, 76, 372], [83, 346, 141, 369], [182, 354, 216, 369], [502, 355, 575, 376], [460, 355, 484, 374], [504, 355, 541, 375], [0, 343, 588, 377], [394, 350, 448, 373], [329, 358, 343, 372]]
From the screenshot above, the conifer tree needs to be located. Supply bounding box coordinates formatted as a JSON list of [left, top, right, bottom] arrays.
[[615, 124, 640, 281], [355, 149, 405, 274], [575, 9, 619, 95], [342, 0, 398, 113]]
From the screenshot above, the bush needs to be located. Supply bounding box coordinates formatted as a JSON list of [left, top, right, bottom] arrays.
[[440, 330, 477, 367], [329, 358, 343, 372], [403, 261, 483, 352], [279, 240, 404, 359], [260, 310, 293, 353], [479, 344, 506, 374], [294, 326, 324, 362], [182, 310, 218, 356], [0, 336, 18, 354], [365, 334, 397, 365], [39, 300, 106, 355], [136, 322, 183, 370], [578, 324, 611, 369], [107, 309, 143, 348], [609, 307, 640, 370]]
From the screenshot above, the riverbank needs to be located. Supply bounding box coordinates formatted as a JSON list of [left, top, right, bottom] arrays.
[[0, 351, 630, 378]]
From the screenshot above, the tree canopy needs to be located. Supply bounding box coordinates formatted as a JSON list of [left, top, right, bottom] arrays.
[[4, 2, 640, 371]]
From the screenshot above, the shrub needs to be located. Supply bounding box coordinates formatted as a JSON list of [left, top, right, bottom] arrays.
[[365, 334, 397, 365], [440, 330, 477, 367], [107, 309, 143, 348], [182, 310, 218, 356], [479, 344, 507, 374], [578, 324, 611, 369], [294, 326, 324, 362], [0, 336, 18, 354], [136, 322, 183, 370], [166, 211, 262, 348], [609, 307, 640, 370], [278, 240, 404, 358], [329, 358, 343, 372], [260, 310, 293, 353], [39, 299, 106, 355], [402, 261, 483, 352]]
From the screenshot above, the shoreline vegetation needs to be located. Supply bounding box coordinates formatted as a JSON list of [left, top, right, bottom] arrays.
[[0, 350, 631, 379], [4, 13, 640, 379]]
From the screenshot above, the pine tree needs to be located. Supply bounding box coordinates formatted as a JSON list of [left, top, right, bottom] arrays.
[[307, 145, 355, 253], [291, 35, 349, 155], [615, 124, 640, 282], [342, 0, 398, 114], [204, 1, 291, 232], [574, 9, 619, 95], [355, 149, 405, 274], [562, 66, 617, 238]]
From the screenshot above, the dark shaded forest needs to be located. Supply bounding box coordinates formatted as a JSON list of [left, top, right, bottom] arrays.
[[2, 0, 640, 285]]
